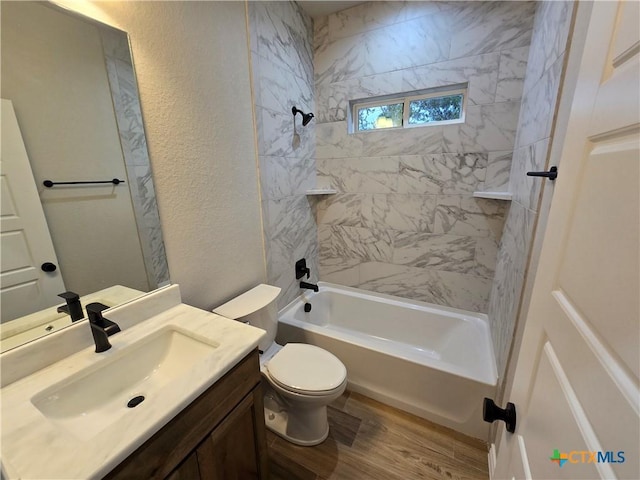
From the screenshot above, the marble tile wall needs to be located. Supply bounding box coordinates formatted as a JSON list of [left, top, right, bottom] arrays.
[[248, 1, 317, 309], [314, 1, 536, 312], [488, 1, 574, 377], [101, 29, 170, 290]]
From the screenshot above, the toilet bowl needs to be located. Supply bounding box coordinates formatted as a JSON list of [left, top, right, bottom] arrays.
[[213, 284, 347, 446], [261, 342, 347, 445]]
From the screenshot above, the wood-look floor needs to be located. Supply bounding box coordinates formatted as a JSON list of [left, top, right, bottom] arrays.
[[268, 391, 490, 480]]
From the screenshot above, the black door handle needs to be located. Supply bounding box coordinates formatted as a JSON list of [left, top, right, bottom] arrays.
[[527, 166, 558, 181], [41, 262, 57, 272], [483, 397, 517, 433]]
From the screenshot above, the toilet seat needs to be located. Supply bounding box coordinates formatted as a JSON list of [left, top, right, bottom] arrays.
[[266, 343, 347, 396]]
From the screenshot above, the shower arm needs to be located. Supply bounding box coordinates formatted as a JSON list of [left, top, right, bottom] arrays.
[[292, 106, 315, 126]]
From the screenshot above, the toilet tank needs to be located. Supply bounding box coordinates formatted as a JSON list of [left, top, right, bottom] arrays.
[[213, 284, 281, 352]]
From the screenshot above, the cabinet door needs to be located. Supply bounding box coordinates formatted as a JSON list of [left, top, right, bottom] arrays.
[[196, 387, 268, 480], [166, 452, 201, 480]]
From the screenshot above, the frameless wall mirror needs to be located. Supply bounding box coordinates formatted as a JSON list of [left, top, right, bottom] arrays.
[[0, 1, 169, 352]]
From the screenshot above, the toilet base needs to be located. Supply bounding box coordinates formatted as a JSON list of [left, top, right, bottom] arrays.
[[263, 389, 331, 446], [259, 342, 347, 447], [264, 404, 329, 446]]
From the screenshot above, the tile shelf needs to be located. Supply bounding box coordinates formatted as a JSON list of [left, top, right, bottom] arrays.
[[472, 191, 513, 201], [306, 188, 509, 199], [305, 188, 337, 195]]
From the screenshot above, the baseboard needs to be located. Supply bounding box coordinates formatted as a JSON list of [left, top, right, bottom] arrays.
[[488, 443, 497, 479]]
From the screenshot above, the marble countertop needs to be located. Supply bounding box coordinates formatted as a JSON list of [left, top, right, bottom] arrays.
[[0, 285, 266, 479]]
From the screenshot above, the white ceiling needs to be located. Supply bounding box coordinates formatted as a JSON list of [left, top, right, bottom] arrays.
[[297, 1, 364, 18]]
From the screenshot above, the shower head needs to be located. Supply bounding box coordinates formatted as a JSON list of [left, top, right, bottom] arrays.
[[302, 112, 314, 126], [292, 106, 315, 126]]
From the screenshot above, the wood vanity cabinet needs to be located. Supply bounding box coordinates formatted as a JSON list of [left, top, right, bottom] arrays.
[[105, 350, 269, 480]]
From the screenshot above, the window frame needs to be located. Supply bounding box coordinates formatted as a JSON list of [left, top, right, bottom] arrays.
[[350, 84, 468, 133]]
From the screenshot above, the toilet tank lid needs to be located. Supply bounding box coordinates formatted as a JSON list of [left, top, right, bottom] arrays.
[[212, 284, 281, 319]]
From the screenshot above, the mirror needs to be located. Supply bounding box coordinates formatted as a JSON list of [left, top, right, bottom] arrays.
[[0, 2, 169, 352]]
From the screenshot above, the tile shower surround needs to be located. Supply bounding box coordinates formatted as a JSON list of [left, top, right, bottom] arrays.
[[249, 1, 318, 309], [315, 1, 536, 312], [248, 0, 570, 367], [488, 1, 574, 376]]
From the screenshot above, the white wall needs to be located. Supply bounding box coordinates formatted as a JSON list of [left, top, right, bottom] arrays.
[[55, 1, 267, 309]]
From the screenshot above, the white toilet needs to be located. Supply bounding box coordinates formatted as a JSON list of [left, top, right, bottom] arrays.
[[213, 284, 347, 446]]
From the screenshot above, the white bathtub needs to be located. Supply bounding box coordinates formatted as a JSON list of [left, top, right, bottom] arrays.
[[277, 282, 498, 439]]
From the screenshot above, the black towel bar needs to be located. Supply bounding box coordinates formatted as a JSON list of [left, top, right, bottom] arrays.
[[43, 179, 125, 188]]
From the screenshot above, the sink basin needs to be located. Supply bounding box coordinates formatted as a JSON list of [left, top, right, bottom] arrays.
[[31, 326, 219, 440]]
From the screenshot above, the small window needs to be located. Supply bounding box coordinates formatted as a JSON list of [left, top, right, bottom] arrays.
[[350, 85, 467, 133], [408, 93, 463, 125], [357, 103, 403, 131]]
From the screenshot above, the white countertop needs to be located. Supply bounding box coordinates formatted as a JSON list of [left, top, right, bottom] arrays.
[[0, 285, 266, 479]]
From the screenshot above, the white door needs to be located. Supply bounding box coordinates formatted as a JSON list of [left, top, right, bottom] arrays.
[[1, 99, 66, 322], [494, 2, 639, 479]]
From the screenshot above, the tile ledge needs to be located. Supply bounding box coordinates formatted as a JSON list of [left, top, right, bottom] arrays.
[[306, 188, 338, 195], [472, 191, 513, 201]]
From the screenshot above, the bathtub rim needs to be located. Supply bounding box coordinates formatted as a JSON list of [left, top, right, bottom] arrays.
[[279, 282, 498, 387]]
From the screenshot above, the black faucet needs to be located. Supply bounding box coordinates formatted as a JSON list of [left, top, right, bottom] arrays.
[[86, 302, 120, 353], [56, 291, 84, 321], [300, 281, 319, 292]]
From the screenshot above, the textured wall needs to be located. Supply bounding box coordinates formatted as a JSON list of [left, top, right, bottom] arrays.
[[488, 1, 575, 377], [248, 1, 317, 309], [314, 1, 536, 312], [60, 1, 267, 310]]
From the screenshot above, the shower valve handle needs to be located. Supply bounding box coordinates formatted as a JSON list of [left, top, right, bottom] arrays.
[[295, 258, 310, 279]]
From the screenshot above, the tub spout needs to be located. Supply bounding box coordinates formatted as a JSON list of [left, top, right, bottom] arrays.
[[300, 281, 318, 292]]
